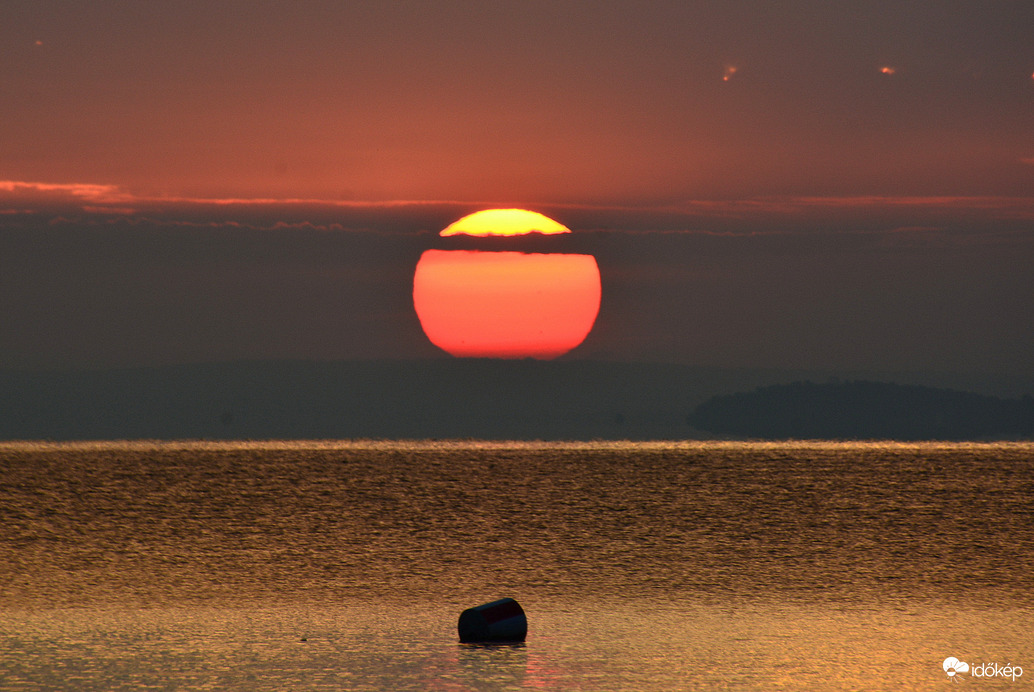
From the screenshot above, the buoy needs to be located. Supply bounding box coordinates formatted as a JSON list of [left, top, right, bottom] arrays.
[[457, 597, 527, 643]]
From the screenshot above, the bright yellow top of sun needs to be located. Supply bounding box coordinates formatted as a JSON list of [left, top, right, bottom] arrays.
[[440, 209, 570, 237]]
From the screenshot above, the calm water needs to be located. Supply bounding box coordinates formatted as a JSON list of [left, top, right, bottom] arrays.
[[2, 440, 1032, 690]]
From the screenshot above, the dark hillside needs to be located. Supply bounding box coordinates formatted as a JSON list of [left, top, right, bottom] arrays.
[[690, 380, 1034, 440]]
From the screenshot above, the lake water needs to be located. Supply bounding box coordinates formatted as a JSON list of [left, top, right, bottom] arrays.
[[2, 440, 1032, 690]]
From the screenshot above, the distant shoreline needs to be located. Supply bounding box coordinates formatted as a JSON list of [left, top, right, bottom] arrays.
[[691, 380, 1034, 441], [2, 360, 1032, 442]]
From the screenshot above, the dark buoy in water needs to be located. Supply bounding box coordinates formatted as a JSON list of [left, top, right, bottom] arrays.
[[457, 597, 527, 643]]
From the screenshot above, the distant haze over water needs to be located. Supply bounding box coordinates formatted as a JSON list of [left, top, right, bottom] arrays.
[[2, 360, 1032, 441]]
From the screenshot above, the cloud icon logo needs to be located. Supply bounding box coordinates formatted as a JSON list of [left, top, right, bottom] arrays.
[[943, 657, 970, 680]]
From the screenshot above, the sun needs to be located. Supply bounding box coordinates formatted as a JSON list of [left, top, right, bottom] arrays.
[[439, 208, 571, 237], [413, 250, 600, 359], [413, 209, 601, 359]]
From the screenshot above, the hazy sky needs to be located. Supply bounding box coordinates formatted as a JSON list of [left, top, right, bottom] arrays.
[[2, 1, 1033, 375]]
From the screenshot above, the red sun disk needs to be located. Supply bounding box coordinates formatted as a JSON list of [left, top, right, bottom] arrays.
[[413, 250, 601, 359]]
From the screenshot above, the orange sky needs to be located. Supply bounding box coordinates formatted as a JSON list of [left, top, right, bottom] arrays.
[[3, 2, 1033, 204], [2, 2, 1034, 377]]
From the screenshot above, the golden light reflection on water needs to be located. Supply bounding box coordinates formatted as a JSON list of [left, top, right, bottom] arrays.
[[1, 441, 1031, 689], [5, 438, 1030, 453], [1, 603, 1029, 690], [3, 440, 1032, 606]]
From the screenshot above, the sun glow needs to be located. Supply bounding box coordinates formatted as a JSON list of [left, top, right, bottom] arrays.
[[440, 208, 571, 237]]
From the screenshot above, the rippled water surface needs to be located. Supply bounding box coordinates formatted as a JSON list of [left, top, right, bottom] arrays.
[[2, 441, 1032, 690]]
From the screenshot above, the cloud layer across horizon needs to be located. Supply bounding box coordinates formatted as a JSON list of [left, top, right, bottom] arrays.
[[2, 182, 1032, 377]]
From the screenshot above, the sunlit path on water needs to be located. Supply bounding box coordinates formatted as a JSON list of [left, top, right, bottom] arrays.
[[2, 441, 1031, 689]]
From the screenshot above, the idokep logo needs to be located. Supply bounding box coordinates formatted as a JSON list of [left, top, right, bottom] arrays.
[[972, 662, 1024, 681], [943, 656, 1024, 682], [943, 657, 969, 681]]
